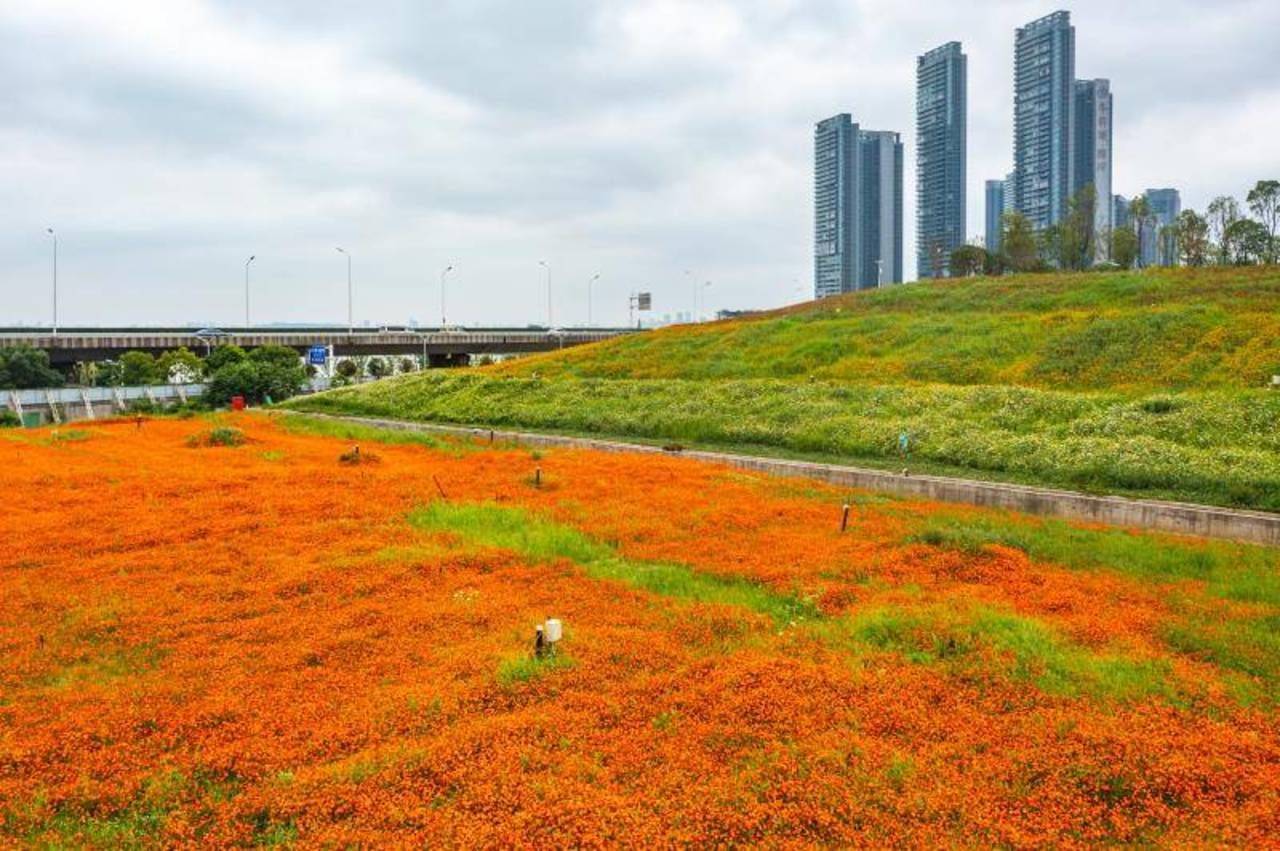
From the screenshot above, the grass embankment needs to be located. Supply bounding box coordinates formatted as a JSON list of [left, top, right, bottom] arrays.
[[286, 376, 1280, 510], [495, 266, 1280, 391], [284, 266, 1280, 510]]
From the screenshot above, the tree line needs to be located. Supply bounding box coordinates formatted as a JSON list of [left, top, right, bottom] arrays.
[[946, 178, 1279, 277], [0, 344, 432, 399]]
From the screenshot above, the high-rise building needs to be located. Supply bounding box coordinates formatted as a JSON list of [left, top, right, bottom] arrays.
[[985, 180, 1005, 253], [859, 130, 904, 287], [1012, 11, 1076, 231], [1073, 78, 1113, 258], [813, 114, 902, 296], [1114, 194, 1130, 231], [916, 41, 967, 278], [814, 114, 859, 298], [1141, 188, 1181, 267]]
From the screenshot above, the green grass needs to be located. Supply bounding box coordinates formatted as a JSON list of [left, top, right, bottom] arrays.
[[907, 514, 1280, 606], [826, 605, 1171, 701], [408, 501, 821, 625], [907, 514, 1280, 700], [283, 267, 1280, 511], [271, 412, 474, 454], [493, 266, 1280, 391], [496, 652, 575, 687], [286, 374, 1280, 511]]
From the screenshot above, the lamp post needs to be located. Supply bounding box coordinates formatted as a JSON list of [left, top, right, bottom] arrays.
[[336, 247, 352, 334], [701, 280, 712, 322], [440, 264, 454, 327], [587, 272, 599, 327], [539, 260, 552, 328], [46, 228, 57, 334], [244, 255, 256, 327]]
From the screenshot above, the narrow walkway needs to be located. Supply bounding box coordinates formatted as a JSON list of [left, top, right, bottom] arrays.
[[289, 412, 1280, 548]]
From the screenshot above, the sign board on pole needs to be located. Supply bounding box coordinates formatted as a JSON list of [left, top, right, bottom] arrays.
[[308, 345, 328, 366], [637, 292, 652, 311]]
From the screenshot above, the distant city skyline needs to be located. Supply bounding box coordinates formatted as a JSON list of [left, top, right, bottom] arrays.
[[3, 2, 1278, 325]]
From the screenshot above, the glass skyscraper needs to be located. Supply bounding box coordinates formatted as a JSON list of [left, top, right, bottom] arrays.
[[916, 42, 967, 278], [1073, 78, 1114, 257], [1013, 11, 1075, 231], [814, 114, 902, 297], [985, 180, 1005, 253], [1141, 188, 1181, 267]]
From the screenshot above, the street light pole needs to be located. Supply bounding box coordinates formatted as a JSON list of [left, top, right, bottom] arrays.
[[46, 228, 57, 334], [588, 273, 599, 327], [440, 264, 454, 327], [336, 247, 352, 334], [244, 255, 256, 327], [539, 260, 552, 328], [701, 280, 712, 322]]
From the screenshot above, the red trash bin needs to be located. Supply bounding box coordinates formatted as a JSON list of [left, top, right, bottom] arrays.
[[231, 395, 246, 411]]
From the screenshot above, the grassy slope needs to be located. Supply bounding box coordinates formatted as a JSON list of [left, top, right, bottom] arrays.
[[284, 266, 1280, 510], [494, 266, 1280, 391]]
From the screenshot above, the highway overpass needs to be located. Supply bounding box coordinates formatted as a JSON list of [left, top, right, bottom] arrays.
[[0, 326, 633, 366]]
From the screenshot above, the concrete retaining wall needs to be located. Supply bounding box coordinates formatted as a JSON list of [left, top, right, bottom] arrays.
[[290, 413, 1280, 548]]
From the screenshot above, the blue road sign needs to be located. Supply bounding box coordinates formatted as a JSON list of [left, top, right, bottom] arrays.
[[308, 345, 328, 366]]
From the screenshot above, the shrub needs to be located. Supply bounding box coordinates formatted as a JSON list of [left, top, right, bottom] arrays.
[[0, 410, 22, 428], [0, 345, 63, 389], [187, 427, 246, 448]]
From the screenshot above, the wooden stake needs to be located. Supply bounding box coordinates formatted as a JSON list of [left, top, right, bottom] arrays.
[[840, 503, 851, 532], [432, 475, 447, 499], [534, 466, 542, 488]]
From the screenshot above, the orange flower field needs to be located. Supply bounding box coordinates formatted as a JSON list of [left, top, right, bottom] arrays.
[[1, 414, 1278, 847]]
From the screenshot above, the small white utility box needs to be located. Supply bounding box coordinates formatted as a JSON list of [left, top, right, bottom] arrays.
[[543, 619, 563, 644]]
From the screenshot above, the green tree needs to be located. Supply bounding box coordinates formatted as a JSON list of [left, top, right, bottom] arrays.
[[1246, 179, 1279, 263], [1110, 226, 1139, 269], [248, 345, 302, 371], [398, 357, 416, 374], [335, 359, 359, 380], [204, 349, 306, 407], [366, 357, 391, 378], [119, 351, 161, 385], [0, 345, 64, 389], [94, 360, 124, 387], [1173, 210, 1210, 267], [156, 347, 204, 384], [204, 344, 247, 375], [1060, 184, 1098, 269], [1000, 212, 1039, 273], [1206, 195, 1241, 265], [1224, 219, 1270, 265], [205, 361, 261, 406]]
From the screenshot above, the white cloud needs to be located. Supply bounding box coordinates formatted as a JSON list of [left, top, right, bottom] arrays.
[[0, 0, 1276, 328]]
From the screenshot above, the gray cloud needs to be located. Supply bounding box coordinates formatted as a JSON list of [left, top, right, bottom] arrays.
[[1, 0, 1277, 328]]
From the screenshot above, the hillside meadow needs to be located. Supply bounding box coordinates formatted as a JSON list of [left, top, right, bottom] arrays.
[[1, 414, 1278, 846], [494, 266, 1280, 390], [288, 266, 1280, 511]]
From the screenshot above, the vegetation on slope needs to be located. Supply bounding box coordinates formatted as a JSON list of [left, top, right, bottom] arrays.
[[494, 267, 1280, 391], [285, 375, 1280, 510], [285, 266, 1280, 510]]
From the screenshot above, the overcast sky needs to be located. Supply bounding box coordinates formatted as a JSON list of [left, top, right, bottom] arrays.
[[2, 1, 1277, 328]]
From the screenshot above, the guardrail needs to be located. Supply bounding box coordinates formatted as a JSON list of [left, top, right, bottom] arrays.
[[2, 383, 208, 427]]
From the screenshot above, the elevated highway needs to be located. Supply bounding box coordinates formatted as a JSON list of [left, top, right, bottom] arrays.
[[0, 326, 633, 366]]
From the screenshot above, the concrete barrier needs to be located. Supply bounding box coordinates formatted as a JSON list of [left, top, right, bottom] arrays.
[[283, 413, 1280, 548]]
